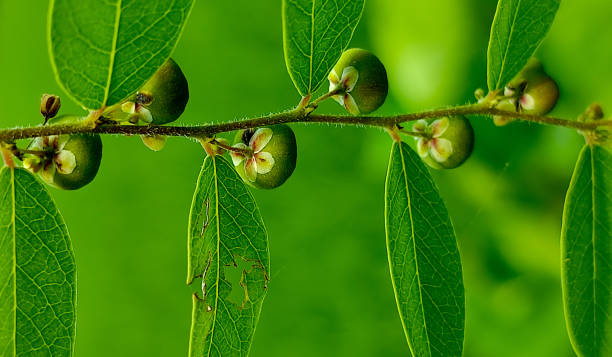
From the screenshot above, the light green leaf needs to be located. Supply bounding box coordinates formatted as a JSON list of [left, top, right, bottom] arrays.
[[0, 168, 76, 356], [48, 0, 195, 110], [187, 155, 269, 357], [282, 0, 365, 97], [384, 142, 464, 357], [487, 0, 560, 91], [561, 145, 612, 357]]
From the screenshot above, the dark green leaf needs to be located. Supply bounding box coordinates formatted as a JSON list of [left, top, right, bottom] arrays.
[[561, 144, 612, 356], [282, 0, 365, 96], [187, 155, 269, 357], [487, 0, 560, 91], [48, 0, 195, 110], [384, 142, 464, 357], [0, 168, 76, 356]]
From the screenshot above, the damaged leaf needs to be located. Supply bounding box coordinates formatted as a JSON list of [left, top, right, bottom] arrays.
[[187, 155, 270, 357]]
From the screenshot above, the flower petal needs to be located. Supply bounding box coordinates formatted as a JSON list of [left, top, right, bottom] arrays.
[[138, 106, 153, 124], [55, 150, 76, 175], [244, 158, 258, 182], [255, 151, 275, 174], [328, 69, 340, 86], [417, 139, 429, 158], [249, 128, 273, 153], [121, 101, 136, 114], [332, 94, 345, 106], [431, 117, 449, 138], [343, 93, 360, 115], [230, 143, 249, 166], [41, 162, 56, 184], [430, 138, 453, 163], [519, 93, 535, 111], [413, 120, 428, 133], [341, 66, 359, 92]]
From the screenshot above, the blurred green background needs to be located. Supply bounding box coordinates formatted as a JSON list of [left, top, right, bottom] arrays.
[[0, 0, 608, 355]]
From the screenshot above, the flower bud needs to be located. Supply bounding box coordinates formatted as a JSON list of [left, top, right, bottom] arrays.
[[40, 94, 61, 122]]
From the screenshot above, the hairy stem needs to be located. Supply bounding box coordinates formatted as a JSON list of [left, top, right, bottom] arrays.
[[0, 103, 605, 143]]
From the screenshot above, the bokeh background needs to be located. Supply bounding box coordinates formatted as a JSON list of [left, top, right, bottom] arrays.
[[0, 0, 608, 355]]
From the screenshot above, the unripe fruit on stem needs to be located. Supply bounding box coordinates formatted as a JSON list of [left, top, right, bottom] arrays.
[[328, 48, 388, 115], [231, 125, 297, 189], [413, 116, 474, 170], [504, 58, 559, 116], [133, 58, 189, 125], [27, 115, 102, 190]]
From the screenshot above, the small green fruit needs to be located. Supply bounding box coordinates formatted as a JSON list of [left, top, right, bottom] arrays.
[[413, 116, 474, 170], [134, 58, 189, 125], [28, 115, 103, 190], [505, 58, 559, 116], [231, 125, 297, 189], [328, 48, 388, 115]]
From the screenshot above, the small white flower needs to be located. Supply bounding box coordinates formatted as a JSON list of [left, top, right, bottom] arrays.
[[328, 66, 360, 115], [413, 118, 453, 163], [27, 135, 77, 183], [230, 128, 276, 182], [122, 101, 153, 124]]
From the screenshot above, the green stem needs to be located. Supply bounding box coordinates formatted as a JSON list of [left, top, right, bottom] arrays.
[[211, 140, 253, 156], [0, 103, 605, 143]]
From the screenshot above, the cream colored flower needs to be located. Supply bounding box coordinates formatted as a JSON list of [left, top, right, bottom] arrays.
[[230, 128, 276, 182]]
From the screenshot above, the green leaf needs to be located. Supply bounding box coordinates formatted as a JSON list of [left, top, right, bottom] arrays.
[[187, 155, 269, 357], [282, 0, 365, 97], [487, 0, 560, 91], [384, 142, 465, 357], [561, 144, 612, 357], [48, 0, 195, 110], [0, 168, 76, 356]]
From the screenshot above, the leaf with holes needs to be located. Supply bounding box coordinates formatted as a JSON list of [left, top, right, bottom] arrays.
[[487, 0, 560, 91], [561, 145, 612, 357], [187, 155, 269, 357], [0, 167, 76, 356], [282, 0, 365, 97], [48, 0, 195, 110], [384, 142, 465, 357]]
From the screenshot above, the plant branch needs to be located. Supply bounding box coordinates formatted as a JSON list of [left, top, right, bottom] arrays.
[[0, 103, 607, 143]]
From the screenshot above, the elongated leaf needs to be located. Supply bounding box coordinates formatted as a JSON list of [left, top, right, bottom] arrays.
[[187, 155, 269, 357], [487, 0, 560, 91], [48, 0, 195, 110], [0, 168, 76, 356], [561, 145, 612, 356], [384, 142, 464, 357], [282, 0, 365, 96]]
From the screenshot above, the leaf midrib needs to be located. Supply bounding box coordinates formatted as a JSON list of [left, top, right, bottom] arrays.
[[10, 168, 16, 357], [493, 0, 522, 90], [397, 144, 432, 357], [205, 156, 221, 357], [103, 0, 123, 106], [591, 146, 598, 349], [308, 0, 315, 93]]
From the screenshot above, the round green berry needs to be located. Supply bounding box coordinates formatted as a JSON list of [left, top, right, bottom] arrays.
[[231, 124, 297, 189], [28, 116, 103, 190], [134, 58, 189, 125], [505, 58, 559, 116], [413, 116, 474, 170], [328, 48, 388, 115]]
